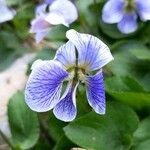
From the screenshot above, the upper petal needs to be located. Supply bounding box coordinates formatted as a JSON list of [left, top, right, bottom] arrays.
[[136, 0, 150, 21], [54, 41, 76, 69], [117, 12, 138, 34], [86, 70, 105, 114], [0, 3, 16, 23], [102, 0, 124, 23], [25, 60, 69, 112], [35, 3, 47, 16], [66, 29, 114, 71], [45, 0, 55, 5], [53, 82, 78, 122], [48, 0, 78, 25], [45, 12, 69, 27]]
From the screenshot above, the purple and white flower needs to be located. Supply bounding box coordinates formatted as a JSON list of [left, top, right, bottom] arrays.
[[0, 0, 16, 23], [25, 29, 114, 122], [30, 0, 78, 43], [102, 0, 150, 34]]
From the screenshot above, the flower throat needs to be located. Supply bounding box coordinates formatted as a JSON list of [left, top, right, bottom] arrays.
[[124, 0, 135, 12]]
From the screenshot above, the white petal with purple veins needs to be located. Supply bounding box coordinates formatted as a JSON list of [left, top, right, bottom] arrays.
[[54, 41, 76, 69], [66, 29, 114, 71], [86, 70, 105, 114], [25, 60, 69, 112], [49, 0, 78, 25], [117, 12, 138, 34], [136, 0, 150, 21], [53, 82, 78, 122], [102, 0, 124, 23]]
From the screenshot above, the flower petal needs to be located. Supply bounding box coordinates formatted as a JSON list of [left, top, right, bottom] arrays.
[[86, 70, 105, 114], [136, 0, 150, 21], [45, 12, 69, 27], [0, 4, 16, 23], [54, 41, 76, 69], [48, 0, 78, 25], [117, 12, 138, 34], [66, 29, 114, 71], [36, 3, 47, 15], [45, 0, 55, 5], [102, 0, 124, 23], [25, 60, 69, 112], [53, 82, 78, 122], [30, 16, 50, 33], [35, 30, 49, 43]]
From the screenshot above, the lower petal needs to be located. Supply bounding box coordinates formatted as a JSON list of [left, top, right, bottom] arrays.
[[53, 82, 78, 122], [25, 60, 68, 112], [86, 70, 105, 114], [136, 0, 150, 21], [117, 12, 138, 34]]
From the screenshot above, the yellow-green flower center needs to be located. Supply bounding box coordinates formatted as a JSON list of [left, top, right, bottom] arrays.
[[124, 0, 135, 12], [66, 67, 87, 82]]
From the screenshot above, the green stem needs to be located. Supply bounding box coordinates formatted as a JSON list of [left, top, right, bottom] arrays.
[[39, 118, 55, 146]]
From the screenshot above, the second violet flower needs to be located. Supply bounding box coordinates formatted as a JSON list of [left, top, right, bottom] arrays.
[[102, 0, 150, 34], [30, 0, 78, 43]]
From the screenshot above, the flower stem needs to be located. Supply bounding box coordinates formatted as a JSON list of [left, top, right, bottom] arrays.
[[39, 118, 55, 146]]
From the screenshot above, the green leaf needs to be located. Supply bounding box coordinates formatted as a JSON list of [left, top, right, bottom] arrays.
[[8, 92, 40, 149], [26, 48, 56, 75], [108, 41, 140, 76], [134, 117, 150, 141], [108, 41, 150, 91], [0, 31, 25, 71], [48, 112, 67, 142], [47, 26, 67, 41], [64, 101, 139, 150], [53, 136, 75, 150], [105, 76, 150, 110], [105, 76, 144, 92], [132, 117, 150, 150], [6, 0, 25, 5], [129, 46, 150, 60]]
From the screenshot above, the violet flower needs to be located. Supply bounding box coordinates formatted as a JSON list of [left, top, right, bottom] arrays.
[[30, 0, 78, 43], [102, 0, 150, 34], [0, 0, 16, 23], [25, 29, 114, 122]]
